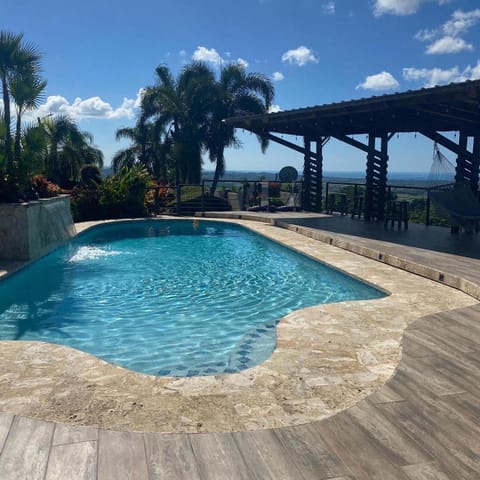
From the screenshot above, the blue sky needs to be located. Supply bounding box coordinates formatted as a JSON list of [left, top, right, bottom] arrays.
[[3, 0, 480, 174]]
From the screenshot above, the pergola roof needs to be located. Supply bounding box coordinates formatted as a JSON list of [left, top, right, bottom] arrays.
[[225, 79, 480, 138]]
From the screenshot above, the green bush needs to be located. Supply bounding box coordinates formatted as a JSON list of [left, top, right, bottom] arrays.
[[80, 164, 102, 188], [69, 186, 100, 222], [0, 174, 22, 202], [98, 166, 150, 218], [69, 166, 151, 221]]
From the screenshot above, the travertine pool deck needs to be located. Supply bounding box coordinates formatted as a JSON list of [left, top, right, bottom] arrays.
[[0, 217, 476, 434]]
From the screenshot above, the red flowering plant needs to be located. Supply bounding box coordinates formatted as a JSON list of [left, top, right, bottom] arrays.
[[30, 175, 60, 199]]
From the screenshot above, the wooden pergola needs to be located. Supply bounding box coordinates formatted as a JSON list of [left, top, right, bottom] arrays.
[[225, 79, 480, 220]]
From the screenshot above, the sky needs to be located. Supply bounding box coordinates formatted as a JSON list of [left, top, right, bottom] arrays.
[[2, 0, 480, 174]]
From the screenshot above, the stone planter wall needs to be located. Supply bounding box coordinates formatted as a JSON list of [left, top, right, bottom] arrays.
[[0, 195, 77, 261]]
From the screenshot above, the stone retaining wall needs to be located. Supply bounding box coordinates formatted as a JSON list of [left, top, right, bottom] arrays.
[[0, 196, 76, 261]]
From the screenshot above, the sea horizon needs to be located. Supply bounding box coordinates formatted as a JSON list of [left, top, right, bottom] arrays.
[[102, 166, 454, 183], [202, 170, 453, 182]]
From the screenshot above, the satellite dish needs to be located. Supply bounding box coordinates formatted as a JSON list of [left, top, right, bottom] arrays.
[[279, 166, 298, 182]]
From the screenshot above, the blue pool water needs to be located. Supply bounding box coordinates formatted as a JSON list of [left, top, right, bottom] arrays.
[[0, 220, 385, 376]]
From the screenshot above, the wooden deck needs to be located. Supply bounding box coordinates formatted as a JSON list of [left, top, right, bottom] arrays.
[[1, 217, 480, 479]]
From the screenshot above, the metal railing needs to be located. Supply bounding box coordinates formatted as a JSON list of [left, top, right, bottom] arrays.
[[325, 180, 461, 226], [147, 179, 304, 216]]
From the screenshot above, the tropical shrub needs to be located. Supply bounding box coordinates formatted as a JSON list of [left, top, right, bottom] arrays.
[[0, 174, 21, 202], [69, 186, 100, 222], [80, 164, 102, 188], [30, 175, 59, 198], [98, 165, 150, 218]]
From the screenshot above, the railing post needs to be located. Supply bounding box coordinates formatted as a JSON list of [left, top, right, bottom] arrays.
[[201, 180, 205, 217], [325, 182, 330, 212], [426, 189, 431, 226]]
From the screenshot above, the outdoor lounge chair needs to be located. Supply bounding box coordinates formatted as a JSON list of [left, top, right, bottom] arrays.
[[277, 191, 300, 211], [430, 183, 480, 233]]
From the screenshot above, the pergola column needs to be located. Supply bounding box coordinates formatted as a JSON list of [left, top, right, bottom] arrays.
[[455, 132, 480, 191], [364, 133, 389, 222], [302, 137, 324, 212]]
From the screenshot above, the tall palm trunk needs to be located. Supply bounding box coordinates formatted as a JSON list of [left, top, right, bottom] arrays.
[[1, 76, 13, 173], [210, 146, 224, 196], [14, 111, 22, 162]]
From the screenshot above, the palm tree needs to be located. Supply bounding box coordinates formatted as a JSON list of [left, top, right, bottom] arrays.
[[0, 31, 42, 174], [113, 117, 173, 180], [141, 62, 216, 184], [40, 114, 103, 187], [20, 121, 48, 176], [10, 71, 47, 163], [206, 63, 274, 196]]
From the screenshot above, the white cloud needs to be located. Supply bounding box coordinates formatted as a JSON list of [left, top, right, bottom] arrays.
[[268, 104, 282, 113], [415, 9, 479, 55], [192, 46, 223, 66], [443, 9, 480, 37], [272, 71, 284, 81], [322, 1, 335, 15], [237, 57, 249, 68], [356, 71, 400, 91], [23, 89, 144, 122], [403, 61, 480, 87], [281, 46, 318, 66], [414, 29, 437, 42], [191, 46, 249, 69], [426, 36, 473, 54], [373, 0, 449, 17], [403, 66, 460, 86]]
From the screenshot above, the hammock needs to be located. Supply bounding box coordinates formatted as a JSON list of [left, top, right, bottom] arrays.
[[429, 142, 455, 185], [428, 143, 480, 231], [430, 184, 480, 219], [430, 183, 480, 233]]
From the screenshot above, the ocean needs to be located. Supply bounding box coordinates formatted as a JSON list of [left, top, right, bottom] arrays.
[[203, 170, 454, 185]]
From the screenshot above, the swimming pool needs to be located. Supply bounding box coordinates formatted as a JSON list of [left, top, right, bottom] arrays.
[[0, 220, 385, 376]]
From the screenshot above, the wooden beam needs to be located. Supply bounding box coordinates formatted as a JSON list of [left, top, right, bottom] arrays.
[[420, 130, 477, 163], [333, 134, 388, 160], [265, 133, 322, 161]]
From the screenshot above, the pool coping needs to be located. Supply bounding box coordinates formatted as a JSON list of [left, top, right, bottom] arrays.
[[0, 216, 476, 433]]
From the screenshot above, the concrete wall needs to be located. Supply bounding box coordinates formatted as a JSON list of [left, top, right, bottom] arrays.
[[0, 196, 77, 261]]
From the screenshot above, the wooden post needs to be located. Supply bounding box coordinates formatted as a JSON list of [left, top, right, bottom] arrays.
[[454, 132, 469, 186], [302, 137, 325, 213], [471, 136, 480, 192], [315, 139, 324, 211], [303, 138, 312, 211], [364, 134, 376, 222], [364, 133, 389, 221]]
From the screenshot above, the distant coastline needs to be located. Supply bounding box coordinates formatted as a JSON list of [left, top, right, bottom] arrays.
[[102, 167, 454, 185], [202, 170, 454, 184]]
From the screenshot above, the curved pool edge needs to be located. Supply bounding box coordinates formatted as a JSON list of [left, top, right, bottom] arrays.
[[0, 217, 476, 433]]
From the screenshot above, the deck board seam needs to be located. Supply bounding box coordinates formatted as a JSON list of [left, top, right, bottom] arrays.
[[0, 414, 14, 458], [41, 420, 55, 480]]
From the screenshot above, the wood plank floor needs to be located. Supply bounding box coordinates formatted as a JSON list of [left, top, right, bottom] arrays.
[[1, 219, 480, 479], [1, 303, 479, 479]]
